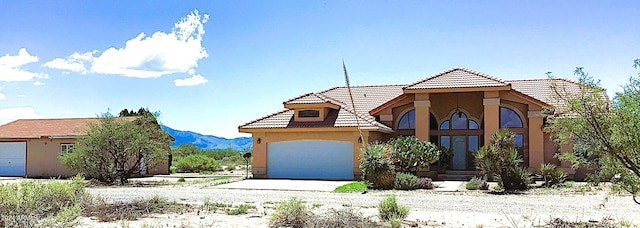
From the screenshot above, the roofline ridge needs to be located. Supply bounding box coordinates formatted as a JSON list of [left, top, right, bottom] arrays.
[[238, 109, 292, 128], [282, 92, 316, 104], [456, 67, 507, 84], [404, 68, 458, 89]]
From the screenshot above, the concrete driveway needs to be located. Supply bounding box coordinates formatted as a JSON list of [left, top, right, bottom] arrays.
[[214, 179, 355, 192]]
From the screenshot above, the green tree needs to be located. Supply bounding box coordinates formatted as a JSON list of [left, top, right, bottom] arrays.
[[60, 112, 172, 184], [548, 60, 640, 204]]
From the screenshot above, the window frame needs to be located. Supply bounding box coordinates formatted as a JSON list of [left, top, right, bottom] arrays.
[[60, 143, 74, 155]]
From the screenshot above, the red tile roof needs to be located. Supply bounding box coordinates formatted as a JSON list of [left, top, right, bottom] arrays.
[[404, 68, 508, 90], [240, 68, 586, 132], [0, 117, 136, 138]]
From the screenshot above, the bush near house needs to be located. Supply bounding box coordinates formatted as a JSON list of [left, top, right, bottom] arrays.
[[378, 195, 409, 221], [61, 110, 172, 185], [387, 136, 441, 174], [360, 136, 441, 190], [475, 128, 531, 191], [538, 163, 567, 188]]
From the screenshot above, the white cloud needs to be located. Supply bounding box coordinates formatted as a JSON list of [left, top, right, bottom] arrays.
[[44, 10, 210, 85], [0, 48, 48, 82], [174, 73, 208, 86], [0, 107, 42, 125], [43, 51, 95, 74], [33, 81, 44, 86], [0, 92, 5, 100]]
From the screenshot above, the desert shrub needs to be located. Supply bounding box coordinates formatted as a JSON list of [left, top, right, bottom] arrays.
[[475, 128, 531, 191], [170, 166, 177, 174], [387, 136, 441, 173], [378, 195, 409, 221], [0, 176, 91, 227], [394, 173, 420, 190], [61, 111, 172, 185], [498, 166, 531, 191], [83, 195, 184, 222], [389, 218, 402, 228], [538, 163, 567, 188], [418, 177, 434, 189], [174, 154, 222, 173], [226, 204, 250, 215], [270, 197, 311, 228], [306, 208, 378, 228], [359, 143, 395, 190], [466, 177, 488, 190], [177, 177, 186, 182]]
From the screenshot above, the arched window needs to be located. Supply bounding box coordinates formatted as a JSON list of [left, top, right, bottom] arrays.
[[500, 107, 523, 128], [439, 111, 479, 130], [398, 110, 415, 129]]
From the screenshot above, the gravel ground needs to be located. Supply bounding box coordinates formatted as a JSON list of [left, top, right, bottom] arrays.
[[87, 184, 640, 227]]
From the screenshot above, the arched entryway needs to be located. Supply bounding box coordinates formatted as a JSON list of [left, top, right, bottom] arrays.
[[431, 110, 483, 170]]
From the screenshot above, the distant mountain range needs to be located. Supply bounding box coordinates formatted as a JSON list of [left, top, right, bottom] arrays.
[[161, 125, 252, 151]]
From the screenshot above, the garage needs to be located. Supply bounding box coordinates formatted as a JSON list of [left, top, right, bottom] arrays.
[[267, 140, 354, 180], [0, 142, 26, 176]]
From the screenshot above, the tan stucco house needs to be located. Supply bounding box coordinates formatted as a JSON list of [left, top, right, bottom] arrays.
[[0, 117, 170, 177], [239, 67, 582, 180]]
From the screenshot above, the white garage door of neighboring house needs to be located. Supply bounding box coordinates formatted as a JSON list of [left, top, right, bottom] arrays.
[[267, 140, 354, 180], [0, 142, 26, 176]]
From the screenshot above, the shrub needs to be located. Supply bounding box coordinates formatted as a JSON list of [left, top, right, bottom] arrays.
[[418, 177, 434, 189], [466, 177, 488, 190], [170, 166, 177, 174], [226, 204, 250, 215], [359, 144, 395, 189], [538, 163, 567, 188], [174, 154, 222, 173], [0, 176, 91, 227], [498, 166, 531, 191], [177, 177, 185, 182], [270, 197, 311, 228], [394, 173, 420, 190], [306, 208, 378, 228], [61, 113, 172, 185], [475, 128, 531, 191], [387, 136, 441, 173], [334, 182, 367, 193], [378, 195, 409, 221]]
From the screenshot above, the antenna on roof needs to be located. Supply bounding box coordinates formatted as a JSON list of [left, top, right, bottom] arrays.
[[343, 59, 365, 146]]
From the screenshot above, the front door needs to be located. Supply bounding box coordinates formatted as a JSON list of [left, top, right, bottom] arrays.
[[451, 136, 467, 170]]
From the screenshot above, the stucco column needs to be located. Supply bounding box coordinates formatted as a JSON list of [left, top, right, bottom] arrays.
[[251, 132, 267, 178], [354, 131, 369, 180], [483, 93, 500, 145], [414, 93, 431, 141], [528, 110, 545, 169]]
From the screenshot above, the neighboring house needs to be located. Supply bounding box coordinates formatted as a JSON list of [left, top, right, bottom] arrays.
[[239, 67, 583, 180], [0, 117, 171, 177]]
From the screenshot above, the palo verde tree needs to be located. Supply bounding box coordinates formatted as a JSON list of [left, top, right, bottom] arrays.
[[60, 109, 172, 185], [547, 59, 640, 204]]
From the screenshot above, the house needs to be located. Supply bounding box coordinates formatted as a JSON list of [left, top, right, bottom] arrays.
[[0, 117, 171, 177], [239, 67, 584, 180]]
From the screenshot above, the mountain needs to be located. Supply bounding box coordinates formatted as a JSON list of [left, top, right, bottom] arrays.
[[161, 125, 252, 151]]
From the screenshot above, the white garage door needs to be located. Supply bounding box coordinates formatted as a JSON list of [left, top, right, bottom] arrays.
[[267, 140, 354, 180], [0, 142, 26, 176]]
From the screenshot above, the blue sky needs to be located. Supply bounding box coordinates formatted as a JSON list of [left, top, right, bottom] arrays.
[[0, 1, 638, 138]]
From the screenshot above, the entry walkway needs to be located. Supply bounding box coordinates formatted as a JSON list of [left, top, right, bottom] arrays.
[[215, 179, 354, 192], [434, 181, 463, 192]]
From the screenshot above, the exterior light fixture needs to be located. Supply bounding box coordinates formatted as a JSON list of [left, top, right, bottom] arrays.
[[257, 138, 261, 144], [358, 137, 363, 143]]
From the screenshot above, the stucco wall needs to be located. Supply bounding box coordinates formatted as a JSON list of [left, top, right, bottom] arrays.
[[1, 138, 169, 177]]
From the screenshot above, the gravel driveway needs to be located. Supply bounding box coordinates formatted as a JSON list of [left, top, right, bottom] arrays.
[[87, 185, 640, 226]]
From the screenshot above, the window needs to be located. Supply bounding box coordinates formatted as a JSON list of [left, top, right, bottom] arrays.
[[60, 143, 74, 154], [438, 111, 479, 130], [298, 110, 320, 118], [398, 110, 415, 129], [451, 112, 468, 129], [500, 107, 523, 128]]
